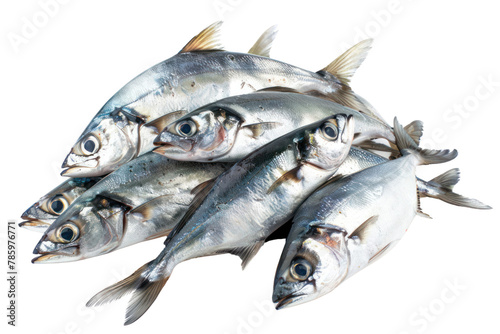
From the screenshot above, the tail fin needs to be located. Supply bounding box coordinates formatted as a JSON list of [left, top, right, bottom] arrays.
[[420, 169, 492, 210], [394, 117, 458, 165], [87, 260, 170, 325]]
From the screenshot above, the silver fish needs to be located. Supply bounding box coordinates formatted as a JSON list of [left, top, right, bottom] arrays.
[[32, 152, 231, 263], [60, 21, 378, 177], [153, 91, 394, 162], [340, 147, 491, 210], [87, 114, 355, 325], [20, 177, 102, 232], [271, 118, 484, 309]]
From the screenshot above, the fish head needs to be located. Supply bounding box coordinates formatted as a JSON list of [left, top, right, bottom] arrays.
[[272, 223, 349, 309], [61, 110, 142, 177], [153, 107, 241, 161], [32, 196, 129, 263], [299, 114, 355, 171], [20, 178, 99, 232]]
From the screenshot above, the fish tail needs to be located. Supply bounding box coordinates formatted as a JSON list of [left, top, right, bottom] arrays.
[[393, 117, 458, 165], [423, 169, 492, 210], [87, 259, 170, 325]]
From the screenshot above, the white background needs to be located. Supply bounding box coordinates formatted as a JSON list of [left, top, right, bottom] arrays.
[[1, 0, 499, 333]]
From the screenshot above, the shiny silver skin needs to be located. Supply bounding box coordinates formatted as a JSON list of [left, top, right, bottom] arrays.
[[87, 114, 355, 325], [61, 25, 375, 177], [154, 92, 394, 162], [32, 152, 231, 263], [20, 177, 101, 232], [272, 119, 460, 309]]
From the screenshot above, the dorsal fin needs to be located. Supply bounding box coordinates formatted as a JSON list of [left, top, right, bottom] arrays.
[[257, 86, 302, 94], [164, 177, 218, 245], [179, 21, 224, 54], [248, 25, 278, 57], [319, 39, 373, 86]]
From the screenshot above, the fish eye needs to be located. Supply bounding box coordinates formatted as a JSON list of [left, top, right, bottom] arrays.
[[290, 258, 312, 281], [321, 123, 339, 140], [56, 223, 79, 243], [80, 134, 100, 155], [48, 196, 69, 215], [176, 120, 197, 137]]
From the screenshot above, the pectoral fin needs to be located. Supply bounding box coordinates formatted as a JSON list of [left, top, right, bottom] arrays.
[[129, 194, 177, 222], [349, 215, 379, 243], [242, 122, 282, 138], [164, 177, 218, 245], [267, 166, 302, 194]]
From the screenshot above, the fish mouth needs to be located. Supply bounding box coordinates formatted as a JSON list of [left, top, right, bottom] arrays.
[[32, 243, 79, 263], [274, 293, 305, 310], [61, 153, 99, 176], [61, 166, 95, 177], [153, 141, 193, 156], [18, 219, 52, 232]]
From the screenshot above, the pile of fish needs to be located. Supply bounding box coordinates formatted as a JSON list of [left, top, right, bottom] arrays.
[[22, 22, 491, 325]]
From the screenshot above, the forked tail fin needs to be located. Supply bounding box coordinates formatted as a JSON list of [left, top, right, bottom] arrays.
[[419, 169, 492, 210], [393, 117, 458, 165], [87, 260, 170, 325]]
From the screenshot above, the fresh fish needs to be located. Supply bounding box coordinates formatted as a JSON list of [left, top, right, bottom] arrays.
[[87, 114, 355, 325], [31, 153, 231, 263], [271, 118, 479, 309], [20, 177, 102, 232], [269, 147, 490, 242], [339, 147, 491, 210], [60, 21, 378, 177], [153, 91, 394, 162]]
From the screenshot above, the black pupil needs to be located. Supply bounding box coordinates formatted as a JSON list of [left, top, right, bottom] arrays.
[[84, 139, 95, 153], [60, 227, 74, 241], [294, 263, 308, 277], [179, 123, 192, 135], [324, 126, 336, 138], [51, 199, 64, 213]]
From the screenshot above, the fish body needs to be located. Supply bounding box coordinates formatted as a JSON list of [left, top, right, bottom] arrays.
[[154, 91, 394, 162], [61, 22, 376, 177], [20, 177, 101, 232], [32, 152, 231, 263], [272, 118, 460, 309], [87, 114, 355, 325]]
